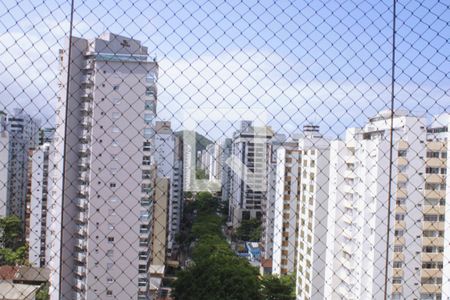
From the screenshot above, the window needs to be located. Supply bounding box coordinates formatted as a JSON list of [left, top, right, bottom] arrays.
[[106, 277, 113, 283], [143, 156, 151, 165], [393, 261, 403, 268], [113, 85, 120, 91], [392, 277, 402, 284], [140, 210, 149, 221], [141, 197, 151, 206], [145, 100, 153, 110], [398, 150, 407, 157], [108, 237, 114, 243], [426, 151, 440, 158], [139, 225, 149, 234], [143, 142, 151, 151], [394, 230, 404, 237], [144, 113, 153, 124], [144, 128, 153, 139], [111, 112, 120, 120], [396, 198, 406, 205], [138, 251, 147, 260], [139, 238, 148, 247], [138, 277, 147, 287], [112, 97, 120, 104], [106, 290, 113, 296], [106, 263, 113, 270], [394, 245, 403, 252], [142, 170, 151, 180], [111, 127, 120, 133], [426, 167, 440, 174], [395, 214, 405, 221], [141, 184, 152, 193], [106, 250, 114, 257], [110, 183, 116, 188], [138, 264, 146, 274]]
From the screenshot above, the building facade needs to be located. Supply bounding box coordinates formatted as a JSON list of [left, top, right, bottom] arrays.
[[28, 143, 51, 267], [0, 111, 9, 217], [228, 121, 274, 227], [324, 110, 426, 300], [47, 33, 158, 300], [6, 108, 39, 221]]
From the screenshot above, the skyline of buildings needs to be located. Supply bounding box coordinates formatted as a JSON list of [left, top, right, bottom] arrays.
[[0, 31, 448, 300]]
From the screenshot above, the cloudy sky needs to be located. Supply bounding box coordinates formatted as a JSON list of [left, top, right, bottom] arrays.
[[0, 0, 448, 140]]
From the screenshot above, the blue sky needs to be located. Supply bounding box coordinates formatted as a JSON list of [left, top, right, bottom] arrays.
[[0, 0, 448, 140]]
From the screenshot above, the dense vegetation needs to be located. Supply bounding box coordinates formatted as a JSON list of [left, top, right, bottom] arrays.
[[172, 192, 294, 300], [0, 215, 27, 265]]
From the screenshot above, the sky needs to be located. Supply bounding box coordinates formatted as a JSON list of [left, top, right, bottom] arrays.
[[0, 0, 448, 140]]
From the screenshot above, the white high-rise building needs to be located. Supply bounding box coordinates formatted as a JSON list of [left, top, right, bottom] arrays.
[[47, 33, 158, 300], [0, 111, 8, 217], [324, 110, 426, 300], [228, 121, 274, 227], [220, 138, 232, 203], [6, 108, 39, 221], [260, 133, 289, 274], [208, 143, 222, 182], [270, 125, 330, 285], [28, 143, 51, 267], [154, 121, 183, 256]]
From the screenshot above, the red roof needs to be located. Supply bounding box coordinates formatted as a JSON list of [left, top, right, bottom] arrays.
[[0, 266, 19, 280]]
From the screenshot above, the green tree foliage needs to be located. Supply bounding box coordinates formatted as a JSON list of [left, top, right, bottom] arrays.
[[173, 191, 262, 300], [0, 245, 28, 265], [173, 253, 261, 300], [194, 191, 219, 214], [36, 283, 49, 300], [0, 215, 23, 248], [235, 219, 262, 241], [0, 216, 26, 265], [196, 168, 208, 180], [260, 275, 296, 300]]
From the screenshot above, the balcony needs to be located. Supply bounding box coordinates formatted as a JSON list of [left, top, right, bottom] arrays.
[[75, 266, 86, 276], [75, 238, 87, 249], [76, 212, 87, 224], [80, 103, 92, 114], [81, 75, 93, 85], [81, 119, 91, 128], [79, 146, 90, 157], [82, 60, 94, 70], [75, 251, 86, 263], [76, 225, 87, 236], [76, 197, 88, 210]]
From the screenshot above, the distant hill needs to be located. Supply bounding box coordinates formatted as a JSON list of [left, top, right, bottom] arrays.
[[174, 130, 213, 151]]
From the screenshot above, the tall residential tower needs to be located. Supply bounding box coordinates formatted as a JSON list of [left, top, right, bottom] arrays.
[[47, 33, 158, 300]]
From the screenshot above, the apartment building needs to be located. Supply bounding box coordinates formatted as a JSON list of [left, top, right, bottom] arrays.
[[294, 126, 330, 300], [6, 108, 39, 221], [272, 143, 301, 275], [324, 110, 426, 300], [154, 121, 183, 256], [425, 114, 448, 300], [228, 121, 274, 227], [47, 33, 158, 300], [0, 111, 8, 217], [260, 133, 289, 273], [220, 138, 232, 203], [28, 143, 51, 267]]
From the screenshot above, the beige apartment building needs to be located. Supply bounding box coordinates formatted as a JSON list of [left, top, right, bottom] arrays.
[[47, 33, 158, 300]]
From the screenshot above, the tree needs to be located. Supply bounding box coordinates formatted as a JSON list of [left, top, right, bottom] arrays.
[[235, 219, 262, 241], [260, 275, 295, 300], [0, 215, 23, 249], [0, 245, 28, 265], [172, 254, 261, 300], [35, 283, 49, 300]]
